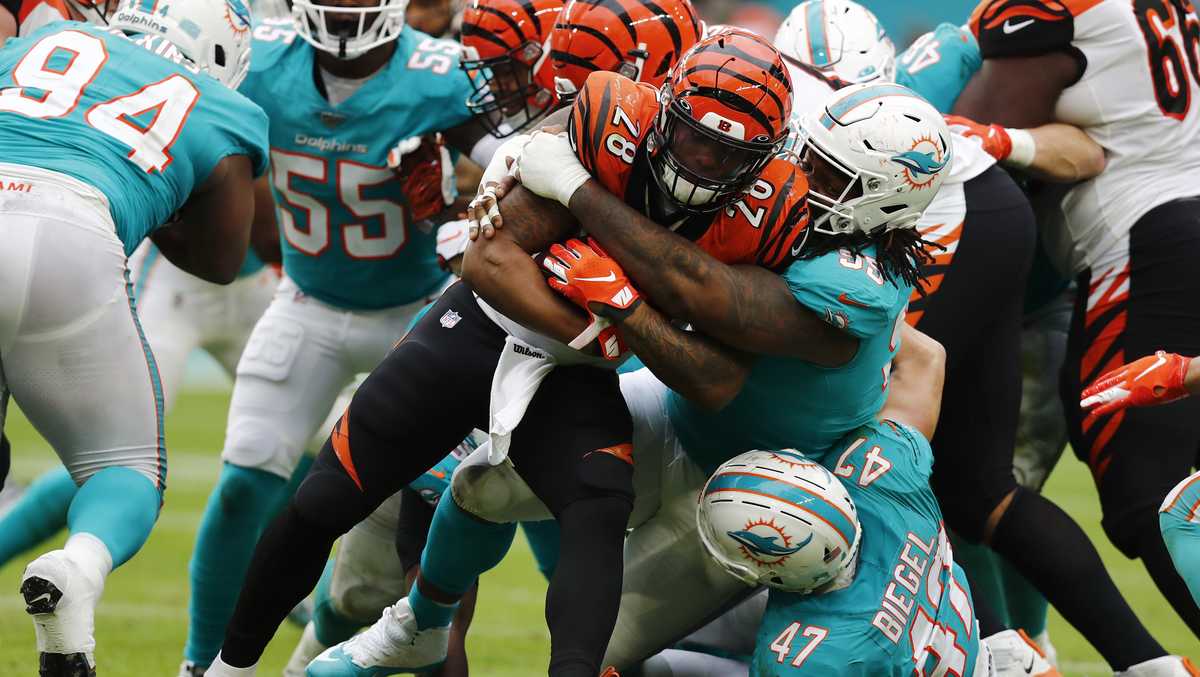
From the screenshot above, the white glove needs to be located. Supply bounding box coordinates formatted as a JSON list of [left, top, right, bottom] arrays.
[[436, 218, 471, 267], [467, 134, 531, 231], [385, 136, 423, 169], [514, 130, 591, 207]]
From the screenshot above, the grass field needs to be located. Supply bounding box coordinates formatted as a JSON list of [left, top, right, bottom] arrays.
[[0, 389, 1197, 676]]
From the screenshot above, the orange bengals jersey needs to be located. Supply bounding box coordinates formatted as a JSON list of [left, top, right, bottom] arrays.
[[566, 70, 810, 272]]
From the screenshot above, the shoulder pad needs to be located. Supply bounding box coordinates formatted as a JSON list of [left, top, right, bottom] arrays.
[[969, 0, 1075, 59], [703, 158, 811, 269], [567, 70, 658, 195]]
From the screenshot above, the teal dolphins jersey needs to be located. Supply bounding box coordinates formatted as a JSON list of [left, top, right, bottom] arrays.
[[239, 19, 474, 310], [1160, 470, 1200, 607], [669, 246, 911, 473], [0, 22, 269, 255], [896, 23, 981, 114], [753, 421, 982, 677]]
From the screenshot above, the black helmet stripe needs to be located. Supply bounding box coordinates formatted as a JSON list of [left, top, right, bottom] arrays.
[[682, 66, 784, 127], [476, 4, 529, 43], [578, 0, 638, 45], [640, 0, 682, 53], [716, 43, 790, 91], [550, 49, 605, 74], [462, 23, 516, 53], [556, 21, 625, 63], [516, 0, 545, 33]]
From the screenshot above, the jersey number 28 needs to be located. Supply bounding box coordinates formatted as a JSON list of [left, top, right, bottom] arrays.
[[0, 30, 199, 173]]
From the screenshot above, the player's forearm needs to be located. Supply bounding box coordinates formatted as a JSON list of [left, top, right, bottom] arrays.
[[617, 304, 751, 412], [1023, 123, 1106, 182], [566, 180, 717, 320], [151, 221, 248, 285], [461, 234, 589, 344], [879, 325, 946, 440]]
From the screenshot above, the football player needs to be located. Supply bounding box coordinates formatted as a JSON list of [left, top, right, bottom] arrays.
[[955, 0, 1200, 656], [177, 1, 500, 674], [208, 28, 845, 677], [0, 1, 267, 674], [703, 325, 1055, 677], [1082, 351, 1200, 611], [781, 4, 1185, 674]]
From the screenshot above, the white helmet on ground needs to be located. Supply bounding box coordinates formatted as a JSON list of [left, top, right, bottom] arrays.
[[697, 450, 861, 593], [774, 0, 894, 86], [291, 0, 408, 60], [800, 82, 951, 236], [110, 0, 253, 89]]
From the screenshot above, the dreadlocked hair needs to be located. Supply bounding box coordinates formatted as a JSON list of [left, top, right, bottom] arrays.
[[799, 225, 939, 292]]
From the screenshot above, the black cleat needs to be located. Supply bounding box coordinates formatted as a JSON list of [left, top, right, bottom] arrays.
[[21, 576, 63, 615], [38, 652, 96, 677]]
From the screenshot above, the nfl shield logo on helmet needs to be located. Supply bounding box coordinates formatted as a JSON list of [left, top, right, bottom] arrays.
[[440, 310, 462, 328]]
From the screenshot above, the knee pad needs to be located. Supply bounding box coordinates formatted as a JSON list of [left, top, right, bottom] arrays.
[[451, 455, 550, 523]]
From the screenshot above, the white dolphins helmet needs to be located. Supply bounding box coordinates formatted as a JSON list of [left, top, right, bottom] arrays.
[[292, 0, 409, 60], [109, 0, 253, 89], [800, 82, 951, 236], [697, 450, 861, 593], [774, 0, 894, 86]]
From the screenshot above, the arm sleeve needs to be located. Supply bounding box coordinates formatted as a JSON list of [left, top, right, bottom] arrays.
[[968, 0, 1075, 59]]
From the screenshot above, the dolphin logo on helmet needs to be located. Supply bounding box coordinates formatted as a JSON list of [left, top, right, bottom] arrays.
[[891, 149, 948, 176], [728, 528, 813, 559]]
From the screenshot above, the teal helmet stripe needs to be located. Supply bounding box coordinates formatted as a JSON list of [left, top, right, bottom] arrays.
[[805, 1, 830, 67], [705, 471, 855, 549], [820, 83, 919, 129]]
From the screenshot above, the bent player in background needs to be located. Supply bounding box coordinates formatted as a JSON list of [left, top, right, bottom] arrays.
[[0, 0, 268, 673], [1083, 351, 1200, 612], [956, 0, 1200, 646]]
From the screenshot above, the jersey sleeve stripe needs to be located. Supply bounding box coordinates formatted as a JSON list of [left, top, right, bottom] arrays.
[[589, 81, 615, 165]]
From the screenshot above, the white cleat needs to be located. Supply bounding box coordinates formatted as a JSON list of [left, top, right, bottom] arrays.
[[1031, 629, 1058, 668], [1115, 656, 1200, 677], [985, 629, 1061, 677], [284, 622, 328, 677], [306, 598, 449, 676], [21, 548, 105, 677]]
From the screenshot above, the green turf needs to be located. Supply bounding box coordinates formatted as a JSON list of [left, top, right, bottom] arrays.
[[0, 390, 1196, 675]]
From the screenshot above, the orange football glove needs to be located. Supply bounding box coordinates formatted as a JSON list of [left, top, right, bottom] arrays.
[[944, 114, 1013, 162], [389, 134, 455, 223], [542, 238, 642, 360], [1080, 351, 1194, 417]]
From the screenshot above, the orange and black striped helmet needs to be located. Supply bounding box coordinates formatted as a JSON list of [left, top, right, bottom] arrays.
[[460, 0, 565, 137], [649, 28, 793, 211], [550, 0, 703, 100]]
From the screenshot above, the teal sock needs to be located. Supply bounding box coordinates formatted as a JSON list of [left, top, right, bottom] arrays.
[[0, 466, 78, 566], [520, 520, 560, 581], [949, 534, 1012, 628], [998, 554, 1049, 636], [184, 463, 286, 667], [270, 453, 314, 520], [312, 557, 361, 647], [408, 581, 458, 630], [413, 496, 517, 629], [67, 467, 160, 568]]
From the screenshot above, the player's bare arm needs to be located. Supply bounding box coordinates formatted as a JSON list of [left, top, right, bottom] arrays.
[[878, 325, 946, 440], [0, 4, 16, 46], [151, 155, 255, 285], [248, 175, 281, 264], [952, 53, 1080, 128], [565, 180, 858, 365], [946, 116, 1106, 182], [618, 302, 752, 411], [460, 184, 591, 345]]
